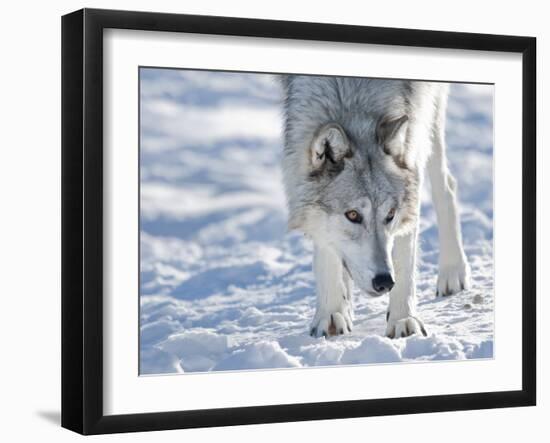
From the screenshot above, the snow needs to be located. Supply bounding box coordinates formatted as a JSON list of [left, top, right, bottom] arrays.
[[139, 68, 494, 374]]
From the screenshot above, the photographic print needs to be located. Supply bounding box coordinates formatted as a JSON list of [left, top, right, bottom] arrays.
[[62, 10, 536, 433], [138, 68, 494, 375]]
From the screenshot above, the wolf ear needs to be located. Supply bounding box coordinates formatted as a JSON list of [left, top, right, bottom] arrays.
[[310, 123, 350, 171], [376, 114, 409, 158]]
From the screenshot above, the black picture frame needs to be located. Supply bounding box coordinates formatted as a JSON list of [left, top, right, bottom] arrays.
[[61, 8, 536, 435]]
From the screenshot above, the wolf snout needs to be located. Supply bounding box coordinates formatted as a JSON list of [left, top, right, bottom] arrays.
[[372, 273, 395, 295]]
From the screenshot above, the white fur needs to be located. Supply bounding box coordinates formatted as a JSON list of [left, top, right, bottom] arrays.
[[310, 245, 354, 337], [427, 91, 472, 297], [280, 77, 471, 338]]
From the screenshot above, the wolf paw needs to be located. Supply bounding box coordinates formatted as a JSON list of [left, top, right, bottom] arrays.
[[385, 315, 427, 339], [310, 309, 353, 338], [436, 258, 471, 297]]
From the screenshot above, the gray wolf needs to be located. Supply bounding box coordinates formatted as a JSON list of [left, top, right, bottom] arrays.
[[280, 75, 471, 338]]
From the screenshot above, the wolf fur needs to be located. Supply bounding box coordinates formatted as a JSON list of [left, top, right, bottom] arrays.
[[280, 75, 471, 338]]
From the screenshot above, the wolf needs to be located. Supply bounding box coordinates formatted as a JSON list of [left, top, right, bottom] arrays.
[[280, 75, 471, 338]]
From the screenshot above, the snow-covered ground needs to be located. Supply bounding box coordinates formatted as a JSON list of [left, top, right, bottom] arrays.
[[139, 69, 494, 375]]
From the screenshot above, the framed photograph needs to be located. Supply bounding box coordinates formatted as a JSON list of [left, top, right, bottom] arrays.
[[61, 8, 536, 435]]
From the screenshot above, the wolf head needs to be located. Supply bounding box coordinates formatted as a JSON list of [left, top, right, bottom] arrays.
[[281, 76, 422, 296]]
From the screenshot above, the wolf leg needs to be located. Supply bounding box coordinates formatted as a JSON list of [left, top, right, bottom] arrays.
[[428, 98, 471, 297], [310, 245, 353, 337], [386, 228, 427, 338]]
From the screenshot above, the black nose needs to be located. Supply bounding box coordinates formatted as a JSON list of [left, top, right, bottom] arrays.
[[372, 273, 395, 294]]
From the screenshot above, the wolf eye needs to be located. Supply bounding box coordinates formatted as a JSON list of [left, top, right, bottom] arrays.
[[385, 207, 396, 224], [345, 210, 363, 224]]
